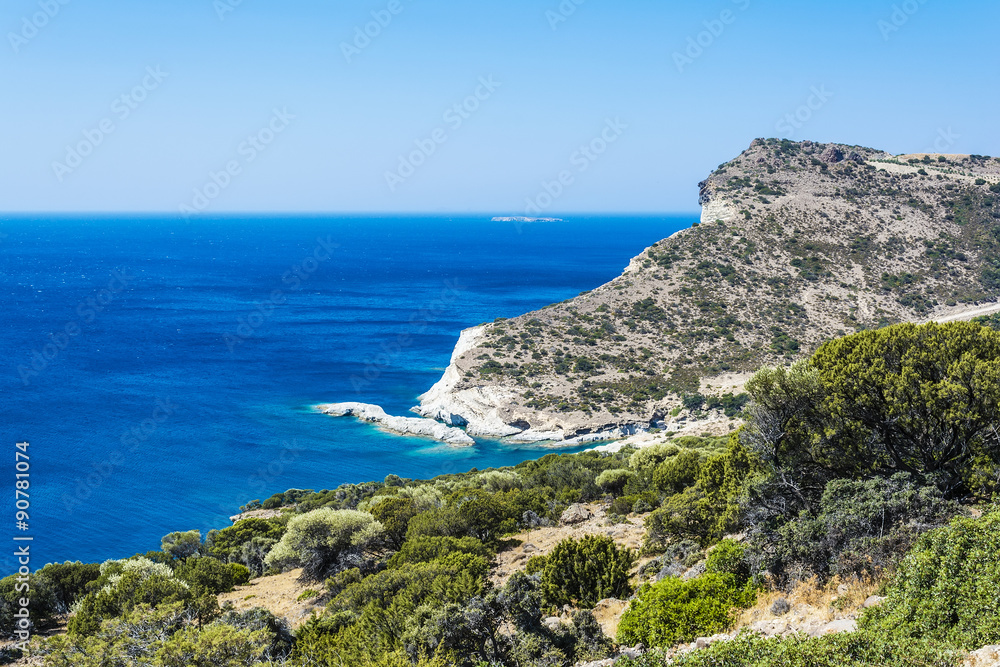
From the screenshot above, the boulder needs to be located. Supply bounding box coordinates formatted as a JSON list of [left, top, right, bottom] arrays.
[[542, 616, 563, 631], [809, 619, 857, 637], [862, 595, 886, 608], [619, 644, 645, 659], [560, 503, 592, 525], [820, 145, 845, 163], [965, 645, 1000, 667], [681, 562, 706, 580], [750, 619, 793, 637]]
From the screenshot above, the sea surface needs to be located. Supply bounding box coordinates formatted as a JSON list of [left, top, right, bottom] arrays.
[[0, 214, 694, 571]]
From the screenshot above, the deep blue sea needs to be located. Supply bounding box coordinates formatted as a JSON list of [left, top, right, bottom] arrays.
[[0, 215, 693, 571]]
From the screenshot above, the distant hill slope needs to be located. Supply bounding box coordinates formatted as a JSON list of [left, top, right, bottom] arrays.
[[416, 139, 1000, 443]]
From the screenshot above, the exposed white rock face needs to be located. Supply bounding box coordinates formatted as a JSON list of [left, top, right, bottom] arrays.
[[700, 196, 737, 224], [504, 430, 565, 443], [415, 326, 526, 438], [317, 403, 475, 446]]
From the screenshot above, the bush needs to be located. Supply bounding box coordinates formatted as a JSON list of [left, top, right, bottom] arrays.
[[861, 508, 1000, 649], [540, 535, 635, 608], [596, 469, 634, 497], [264, 509, 384, 580], [629, 443, 680, 470], [766, 474, 957, 579], [704, 539, 750, 585], [176, 557, 241, 595], [387, 535, 492, 569], [616, 573, 756, 648], [620, 629, 961, 667], [161, 530, 202, 560], [368, 496, 419, 550], [653, 450, 704, 494], [207, 519, 284, 567], [67, 558, 194, 636], [743, 322, 1000, 503]]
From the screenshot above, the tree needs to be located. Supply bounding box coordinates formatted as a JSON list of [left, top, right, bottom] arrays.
[[67, 558, 193, 636], [161, 530, 202, 561], [175, 557, 241, 595], [207, 518, 284, 564], [387, 535, 492, 569], [654, 450, 704, 495], [595, 469, 634, 497], [540, 535, 635, 608], [744, 322, 1000, 501], [264, 509, 385, 580], [369, 497, 419, 550]]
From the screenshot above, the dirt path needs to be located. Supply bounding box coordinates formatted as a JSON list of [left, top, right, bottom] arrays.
[[928, 301, 1000, 324]]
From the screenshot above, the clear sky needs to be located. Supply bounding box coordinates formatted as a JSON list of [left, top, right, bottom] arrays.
[[2, 0, 998, 214]]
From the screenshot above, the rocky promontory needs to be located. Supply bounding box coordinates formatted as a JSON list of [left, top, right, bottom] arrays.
[[413, 140, 1000, 444], [317, 402, 475, 446]]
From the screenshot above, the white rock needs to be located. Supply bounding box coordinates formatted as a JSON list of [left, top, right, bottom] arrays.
[[317, 402, 475, 446], [966, 645, 1000, 667], [560, 504, 592, 525], [809, 619, 857, 637], [504, 429, 565, 443]]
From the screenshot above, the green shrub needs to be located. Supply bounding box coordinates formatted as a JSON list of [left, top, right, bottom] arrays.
[[176, 557, 241, 595], [387, 535, 492, 569], [540, 535, 635, 608], [743, 322, 1000, 503], [861, 508, 1000, 649], [653, 450, 704, 494], [228, 563, 252, 586], [595, 469, 634, 497], [620, 628, 961, 667], [207, 519, 284, 565], [616, 573, 755, 648], [264, 508, 384, 580], [629, 443, 680, 470], [368, 496, 419, 549], [161, 530, 202, 561], [67, 558, 194, 636], [704, 539, 749, 584], [767, 474, 957, 579]]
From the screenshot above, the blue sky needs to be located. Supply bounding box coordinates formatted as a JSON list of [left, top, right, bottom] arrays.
[[2, 0, 998, 214]]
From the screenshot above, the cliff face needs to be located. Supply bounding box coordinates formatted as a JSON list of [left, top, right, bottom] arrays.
[[416, 139, 1000, 443]]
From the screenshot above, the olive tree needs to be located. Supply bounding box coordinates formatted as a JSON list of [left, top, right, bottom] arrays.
[[264, 509, 384, 580]]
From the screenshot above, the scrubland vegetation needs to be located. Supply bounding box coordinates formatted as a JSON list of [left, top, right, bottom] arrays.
[[3, 320, 1000, 666]]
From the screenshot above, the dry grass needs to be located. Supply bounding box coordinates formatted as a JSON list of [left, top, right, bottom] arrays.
[[217, 567, 325, 629], [733, 574, 884, 634]]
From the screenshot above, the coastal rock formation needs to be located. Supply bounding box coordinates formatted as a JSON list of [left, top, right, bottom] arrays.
[[317, 402, 475, 446], [414, 140, 1000, 444]]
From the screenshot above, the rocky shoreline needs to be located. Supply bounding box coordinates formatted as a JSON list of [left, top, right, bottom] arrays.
[[316, 402, 475, 446]]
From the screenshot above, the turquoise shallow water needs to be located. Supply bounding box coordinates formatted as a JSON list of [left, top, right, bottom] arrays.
[[0, 214, 694, 570]]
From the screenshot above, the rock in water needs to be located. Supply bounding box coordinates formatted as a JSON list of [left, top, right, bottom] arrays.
[[316, 402, 475, 446]]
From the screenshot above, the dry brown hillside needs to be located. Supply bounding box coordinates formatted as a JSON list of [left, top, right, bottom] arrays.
[[420, 140, 1000, 440]]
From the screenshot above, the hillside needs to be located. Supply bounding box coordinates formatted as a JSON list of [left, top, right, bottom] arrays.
[[416, 139, 1000, 443]]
